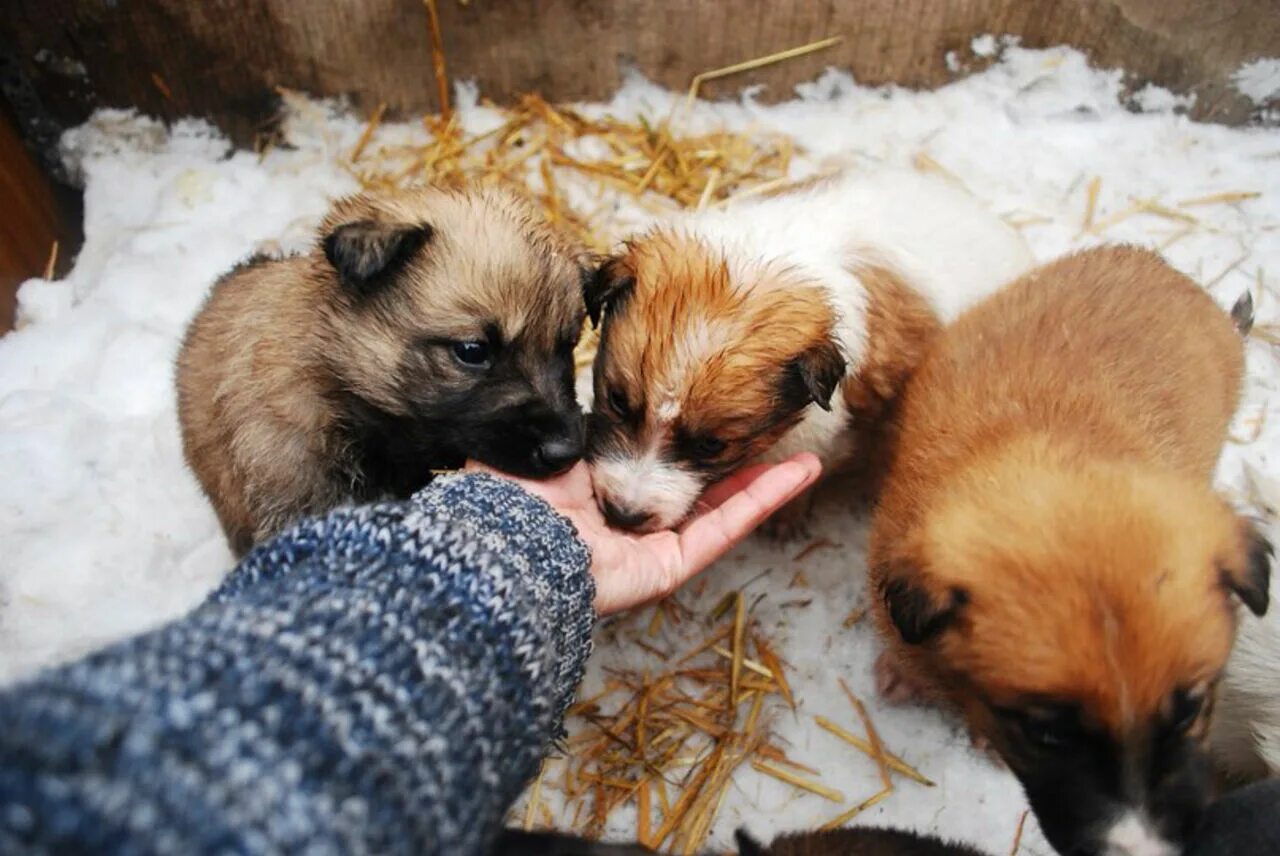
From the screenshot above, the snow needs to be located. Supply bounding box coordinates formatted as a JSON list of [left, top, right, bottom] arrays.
[[1233, 58, 1280, 105], [3, 42, 1280, 855]]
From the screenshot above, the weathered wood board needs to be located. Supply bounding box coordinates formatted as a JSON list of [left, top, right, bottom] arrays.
[[1, 0, 1277, 151]]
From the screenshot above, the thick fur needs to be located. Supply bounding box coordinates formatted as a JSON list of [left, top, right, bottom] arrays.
[[178, 187, 587, 555], [585, 169, 1032, 532], [491, 829, 657, 855], [491, 827, 987, 856], [735, 827, 988, 855], [868, 246, 1269, 856], [1186, 778, 1280, 855]]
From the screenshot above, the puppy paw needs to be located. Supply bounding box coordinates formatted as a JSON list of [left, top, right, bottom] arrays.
[[873, 651, 932, 705]]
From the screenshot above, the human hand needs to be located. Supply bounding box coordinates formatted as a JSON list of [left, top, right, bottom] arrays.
[[464, 454, 822, 615]]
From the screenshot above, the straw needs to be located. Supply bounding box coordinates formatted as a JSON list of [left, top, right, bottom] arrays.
[[815, 716, 935, 786], [350, 102, 388, 163], [821, 787, 893, 829], [840, 678, 893, 792], [684, 37, 844, 113], [43, 241, 59, 281], [422, 0, 452, 121], [751, 759, 844, 802], [1010, 809, 1029, 855]]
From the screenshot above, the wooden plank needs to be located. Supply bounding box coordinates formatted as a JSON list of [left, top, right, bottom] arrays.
[[0, 109, 66, 333], [0, 0, 1276, 148]]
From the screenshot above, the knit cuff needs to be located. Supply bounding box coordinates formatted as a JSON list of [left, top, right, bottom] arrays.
[[405, 472, 596, 721]]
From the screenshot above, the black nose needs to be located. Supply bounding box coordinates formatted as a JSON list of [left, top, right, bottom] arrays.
[[601, 498, 653, 530], [534, 437, 582, 475]]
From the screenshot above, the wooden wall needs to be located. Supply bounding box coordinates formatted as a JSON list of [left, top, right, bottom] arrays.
[[0, 110, 67, 333], [0, 0, 1276, 332], [2, 0, 1277, 149]]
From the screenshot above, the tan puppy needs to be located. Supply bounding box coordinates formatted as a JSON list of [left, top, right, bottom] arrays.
[[178, 187, 587, 555], [868, 246, 1270, 856]]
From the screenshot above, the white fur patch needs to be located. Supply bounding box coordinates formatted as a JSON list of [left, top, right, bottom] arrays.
[[590, 451, 703, 531], [674, 316, 736, 367], [1103, 813, 1176, 856]]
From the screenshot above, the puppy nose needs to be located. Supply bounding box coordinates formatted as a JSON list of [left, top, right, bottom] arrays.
[[534, 437, 582, 474], [601, 497, 653, 530]]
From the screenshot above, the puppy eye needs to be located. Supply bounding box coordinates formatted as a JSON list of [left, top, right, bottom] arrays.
[[690, 435, 726, 460], [1001, 706, 1079, 752], [607, 388, 631, 418], [1021, 719, 1073, 750], [1171, 690, 1205, 734], [452, 340, 491, 368]]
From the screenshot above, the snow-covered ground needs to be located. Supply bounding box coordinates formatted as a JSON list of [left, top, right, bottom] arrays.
[[3, 39, 1280, 855]]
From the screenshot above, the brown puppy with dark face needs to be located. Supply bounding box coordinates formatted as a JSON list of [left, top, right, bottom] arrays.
[[178, 187, 587, 555], [868, 246, 1270, 856]]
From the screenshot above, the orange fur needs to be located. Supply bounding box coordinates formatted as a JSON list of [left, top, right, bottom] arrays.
[[869, 245, 1251, 736], [597, 230, 839, 460], [839, 263, 941, 489]]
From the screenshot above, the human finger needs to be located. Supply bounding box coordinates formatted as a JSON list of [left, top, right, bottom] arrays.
[[678, 454, 821, 575], [690, 460, 780, 515]]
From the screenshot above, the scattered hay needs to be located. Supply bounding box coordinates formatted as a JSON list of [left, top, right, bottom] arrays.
[[422, 0, 452, 122], [792, 537, 838, 562], [1010, 809, 1030, 855], [43, 241, 59, 281], [842, 605, 867, 629], [549, 597, 798, 851], [522, 589, 936, 849], [1178, 191, 1261, 207], [1081, 176, 1101, 232], [683, 36, 844, 114]]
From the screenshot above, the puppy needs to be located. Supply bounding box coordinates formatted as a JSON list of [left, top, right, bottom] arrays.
[[868, 246, 1271, 856], [491, 829, 656, 855], [492, 827, 987, 856], [1186, 778, 1280, 855], [178, 187, 587, 555], [583, 169, 1031, 532], [735, 826, 987, 855]]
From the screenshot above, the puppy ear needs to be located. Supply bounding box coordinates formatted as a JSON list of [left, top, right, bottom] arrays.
[[1231, 290, 1255, 337], [878, 561, 968, 645], [734, 829, 769, 856], [323, 220, 432, 295], [1221, 521, 1273, 616], [583, 256, 635, 328], [786, 337, 846, 411]]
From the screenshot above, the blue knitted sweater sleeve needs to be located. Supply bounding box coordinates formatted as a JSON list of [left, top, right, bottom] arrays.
[[0, 473, 596, 856]]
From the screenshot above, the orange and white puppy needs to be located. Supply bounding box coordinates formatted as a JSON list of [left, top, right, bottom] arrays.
[[582, 169, 1032, 532], [868, 246, 1270, 856]]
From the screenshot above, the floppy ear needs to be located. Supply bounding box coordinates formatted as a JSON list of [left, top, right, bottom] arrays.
[[323, 219, 432, 295], [785, 337, 847, 411], [583, 256, 635, 328], [1221, 521, 1272, 616], [878, 561, 968, 645], [734, 829, 769, 856], [1231, 290, 1255, 337]]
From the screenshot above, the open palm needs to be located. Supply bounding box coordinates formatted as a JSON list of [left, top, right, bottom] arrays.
[[466, 455, 821, 615]]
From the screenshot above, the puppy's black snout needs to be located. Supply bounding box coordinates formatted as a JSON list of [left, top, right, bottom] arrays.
[[601, 498, 652, 530], [534, 436, 582, 475]]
